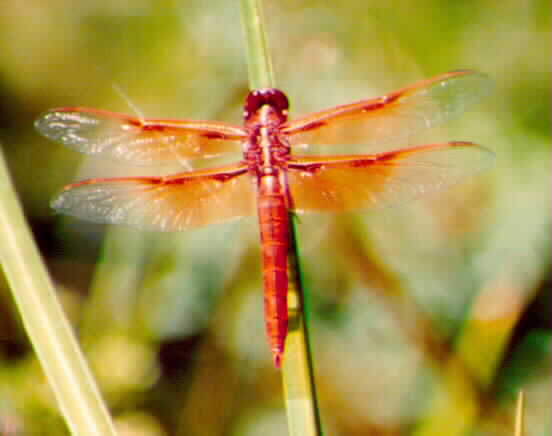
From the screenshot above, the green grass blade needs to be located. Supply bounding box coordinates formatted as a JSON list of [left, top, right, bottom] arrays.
[[283, 216, 323, 436], [240, 0, 274, 89], [0, 147, 117, 436]]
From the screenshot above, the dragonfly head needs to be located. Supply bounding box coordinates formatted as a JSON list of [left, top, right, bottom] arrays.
[[244, 88, 289, 124]]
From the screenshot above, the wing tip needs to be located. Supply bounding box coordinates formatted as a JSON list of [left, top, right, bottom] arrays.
[[34, 110, 58, 137], [49, 194, 63, 213], [449, 140, 494, 153], [35, 107, 96, 141], [50, 186, 82, 215], [445, 70, 495, 96]]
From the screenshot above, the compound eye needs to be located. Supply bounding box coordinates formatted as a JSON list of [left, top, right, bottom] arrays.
[[244, 88, 289, 120], [269, 89, 289, 113]]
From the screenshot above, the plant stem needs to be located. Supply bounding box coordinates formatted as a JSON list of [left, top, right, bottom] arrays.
[[283, 217, 324, 436], [0, 148, 117, 436], [239, 0, 322, 434], [240, 0, 274, 89]]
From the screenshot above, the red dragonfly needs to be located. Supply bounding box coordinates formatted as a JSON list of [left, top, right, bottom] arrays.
[[36, 70, 493, 367]]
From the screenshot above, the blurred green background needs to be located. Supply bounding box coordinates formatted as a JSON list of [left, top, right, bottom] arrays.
[[0, 0, 550, 435]]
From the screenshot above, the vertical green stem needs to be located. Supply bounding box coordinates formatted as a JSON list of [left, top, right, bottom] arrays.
[[240, 0, 274, 89], [284, 217, 323, 436], [239, 0, 322, 434], [0, 148, 117, 436]]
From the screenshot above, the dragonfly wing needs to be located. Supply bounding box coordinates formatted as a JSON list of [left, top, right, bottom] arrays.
[[283, 71, 492, 151], [35, 107, 246, 164], [51, 163, 255, 231], [287, 142, 494, 213]]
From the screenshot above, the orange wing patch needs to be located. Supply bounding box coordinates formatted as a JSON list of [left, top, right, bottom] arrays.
[[287, 142, 493, 213], [51, 163, 255, 231]]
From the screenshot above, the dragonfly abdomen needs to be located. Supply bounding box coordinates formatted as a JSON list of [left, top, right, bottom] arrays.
[[257, 177, 290, 368]]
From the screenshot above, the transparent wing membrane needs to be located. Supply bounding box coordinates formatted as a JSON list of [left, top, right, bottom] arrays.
[[283, 71, 492, 151], [35, 107, 246, 164]]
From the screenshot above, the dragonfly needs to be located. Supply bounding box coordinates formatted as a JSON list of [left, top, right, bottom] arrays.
[[36, 70, 493, 367]]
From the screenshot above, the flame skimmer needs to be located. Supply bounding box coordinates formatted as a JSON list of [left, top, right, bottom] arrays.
[[36, 70, 493, 367]]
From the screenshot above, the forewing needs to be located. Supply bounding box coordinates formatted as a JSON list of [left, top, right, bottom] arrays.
[[283, 71, 492, 150], [35, 107, 246, 164], [287, 142, 494, 213], [51, 163, 255, 231]]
